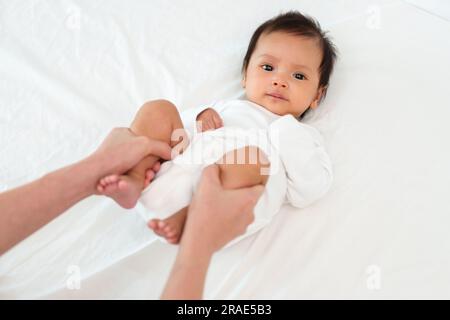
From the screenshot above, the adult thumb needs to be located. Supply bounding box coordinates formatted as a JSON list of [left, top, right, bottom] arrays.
[[141, 138, 172, 160], [200, 164, 222, 186], [247, 184, 265, 204], [228, 183, 264, 208]]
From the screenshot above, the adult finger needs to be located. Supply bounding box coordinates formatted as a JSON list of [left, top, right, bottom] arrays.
[[200, 164, 222, 187], [230, 184, 265, 215], [143, 138, 172, 160], [246, 184, 265, 203]]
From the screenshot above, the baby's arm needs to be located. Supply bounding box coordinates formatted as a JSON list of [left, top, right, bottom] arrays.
[[271, 115, 333, 208], [180, 101, 226, 134]]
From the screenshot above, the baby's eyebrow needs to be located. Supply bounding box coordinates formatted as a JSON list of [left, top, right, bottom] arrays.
[[257, 54, 312, 72]]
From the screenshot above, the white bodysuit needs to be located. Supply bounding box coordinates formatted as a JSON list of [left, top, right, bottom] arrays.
[[139, 99, 333, 245]]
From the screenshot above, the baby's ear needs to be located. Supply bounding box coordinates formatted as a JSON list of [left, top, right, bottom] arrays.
[[310, 86, 327, 109]]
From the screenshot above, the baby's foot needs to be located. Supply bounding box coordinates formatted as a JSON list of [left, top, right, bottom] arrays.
[[148, 207, 188, 244], [97, 174, 142, 209]]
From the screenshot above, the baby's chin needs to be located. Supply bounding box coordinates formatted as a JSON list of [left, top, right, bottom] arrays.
[[245, 96, 297, 117], [266, 100, 305, 117], [259, 103, 290, 116], [262, 106, 301, 118], [267, 108, 287, 116]]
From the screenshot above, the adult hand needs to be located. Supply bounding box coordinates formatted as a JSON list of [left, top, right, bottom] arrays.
[[161, 164, 265, 299], [182, 164, 265, 253], [0, 127, 172, 255], [92, 127, 172, 177]]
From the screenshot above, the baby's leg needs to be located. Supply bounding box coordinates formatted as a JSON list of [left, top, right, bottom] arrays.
[[149, 146, 270, 244], [216, 146, 270, 188], [98, 99, 188, 208]]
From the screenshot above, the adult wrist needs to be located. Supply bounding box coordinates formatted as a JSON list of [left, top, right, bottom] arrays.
[[179, 230, 216, 262], [69, 153, 106, 197]]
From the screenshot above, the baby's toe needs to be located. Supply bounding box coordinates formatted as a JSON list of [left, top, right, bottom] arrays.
[[149, 220, 164, 234], [157, 220, 166, 229], [106, 175, 118, 184], [146, 170, 155, 180], [117, 179, 128, 190], [148, 219, 158, 230], [167, 236, 179, 244], [144, 173, 154, 188], [167, 239, 176, 244], [166, 230, 177, 238], [163, 226, 176, 237], [152, 161, 161, 172]]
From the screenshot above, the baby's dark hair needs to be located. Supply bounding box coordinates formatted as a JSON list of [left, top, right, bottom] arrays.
[[241, 11, 338, 117]]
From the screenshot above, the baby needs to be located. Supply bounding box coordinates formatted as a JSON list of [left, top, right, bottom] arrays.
[[96, 11, 337, 244]]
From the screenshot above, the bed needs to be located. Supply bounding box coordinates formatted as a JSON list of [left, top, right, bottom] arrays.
[[1, 0, 449, 299]]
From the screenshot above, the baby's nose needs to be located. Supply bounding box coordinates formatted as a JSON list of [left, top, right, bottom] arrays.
[[271, 79, 288, 88]]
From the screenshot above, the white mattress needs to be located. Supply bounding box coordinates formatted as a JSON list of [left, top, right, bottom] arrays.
[[1, 0, 449, 299]]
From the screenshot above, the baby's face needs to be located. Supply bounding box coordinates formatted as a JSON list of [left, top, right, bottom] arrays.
[[242, 31, 325, 118]]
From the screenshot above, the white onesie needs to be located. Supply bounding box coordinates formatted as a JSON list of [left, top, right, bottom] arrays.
[[139, 99, 333, 245]]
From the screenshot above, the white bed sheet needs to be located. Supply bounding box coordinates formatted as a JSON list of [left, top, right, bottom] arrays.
[[1, 0, 449, 299]]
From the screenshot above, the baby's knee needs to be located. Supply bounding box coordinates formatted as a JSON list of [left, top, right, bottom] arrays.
[[132, 99, 186, 144], [141, 100, 188, 151], [139, 99, 179, 120], [217, 146, 270, 189]]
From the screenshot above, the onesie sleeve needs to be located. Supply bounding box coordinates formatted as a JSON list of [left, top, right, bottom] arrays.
[[180, 100, 226, 134], [269, 115, 333, 208]]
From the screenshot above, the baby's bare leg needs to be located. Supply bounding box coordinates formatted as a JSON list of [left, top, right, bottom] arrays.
[[98, 99, 188, 209], [149, 146, 269, 244], [128, 99, 187, 183], [216, 146, 270, 189]]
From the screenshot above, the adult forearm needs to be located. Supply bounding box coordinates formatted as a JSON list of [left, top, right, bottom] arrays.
[[161, 239, 214, 299], [0, 128, 171, 256], [0, 155, 102, 255]]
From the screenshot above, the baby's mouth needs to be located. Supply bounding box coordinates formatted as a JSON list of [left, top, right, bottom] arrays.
[[266, 93, 288, 101]]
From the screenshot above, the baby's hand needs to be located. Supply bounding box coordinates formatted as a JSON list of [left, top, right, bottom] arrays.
[[196, 108, 223, 132]]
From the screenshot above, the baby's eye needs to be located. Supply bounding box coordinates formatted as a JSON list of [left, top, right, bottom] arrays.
[[294, 73, 306, 80], [261, 64, 273, 71]]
